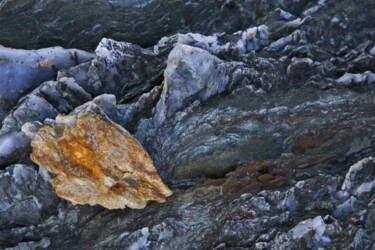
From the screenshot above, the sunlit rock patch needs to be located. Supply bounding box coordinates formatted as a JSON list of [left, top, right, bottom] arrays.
[[30, 105, 172, 209]]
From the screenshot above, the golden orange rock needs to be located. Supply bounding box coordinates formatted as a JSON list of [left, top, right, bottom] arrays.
[[30, 105, 172, 209]]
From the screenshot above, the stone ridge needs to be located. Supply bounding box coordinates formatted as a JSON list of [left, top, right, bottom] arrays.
[[30, 105, 172, 209]]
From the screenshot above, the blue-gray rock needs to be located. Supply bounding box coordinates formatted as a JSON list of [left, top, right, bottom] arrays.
[[0, 46, 93, 121], [0, 164, 59, 230], [0, 76, 93, 134], [0, 132, 30, 167], [58, 38, 165, 103]]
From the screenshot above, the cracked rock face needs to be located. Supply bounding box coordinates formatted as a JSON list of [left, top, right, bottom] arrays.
[[30, 104, 172, 209]]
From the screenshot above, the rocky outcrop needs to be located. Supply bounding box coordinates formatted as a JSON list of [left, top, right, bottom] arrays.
[[0, 38, 166, 167], [3, 155, 374, 249], [1, 0, 375, 248], [30, 103, 172, 209], [0, 164, 99, 248], [152, 44, 243, 129]]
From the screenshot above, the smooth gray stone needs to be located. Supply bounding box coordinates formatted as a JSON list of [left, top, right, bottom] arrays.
[[0, 132, 30, 168], [0, 46, 93, 121]]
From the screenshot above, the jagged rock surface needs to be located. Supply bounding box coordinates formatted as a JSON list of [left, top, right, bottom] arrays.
[[0, 0, 375, 249], [0, 165, 59, 229], [0, 38, 166, 168]]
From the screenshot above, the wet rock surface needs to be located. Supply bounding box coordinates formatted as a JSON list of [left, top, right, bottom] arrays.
[[0, 0, 375, 249]]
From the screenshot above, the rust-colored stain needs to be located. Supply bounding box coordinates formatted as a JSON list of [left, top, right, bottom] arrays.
[[30, 107, 172, 209], [291, 128, 343, 154]]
